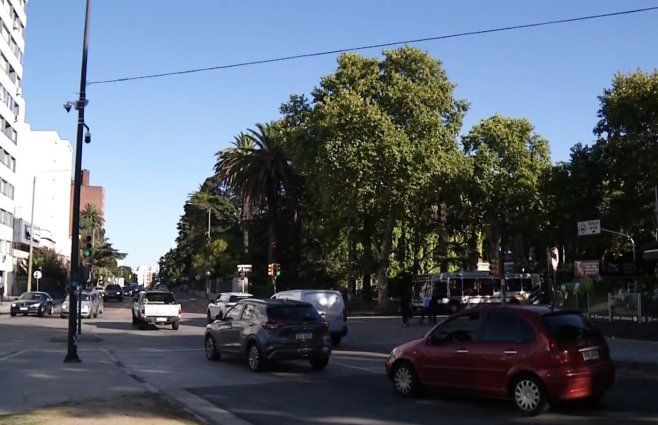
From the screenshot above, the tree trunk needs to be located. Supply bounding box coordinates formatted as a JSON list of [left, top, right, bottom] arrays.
[[347, 215, 357, 296], [267, 192, 278, 264], [377, 212, 396, 311], [241, 195, 250, 262], [361, 214, 373, 302]]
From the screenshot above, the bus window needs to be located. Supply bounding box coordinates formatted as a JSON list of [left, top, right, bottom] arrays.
[[479, 279, 495, 296], [507, 278, 522, 292], [521, 278, 533, 292], [449, 279, 460, 297], [462, 279, 477, 296], [434, 280, 448, 298]]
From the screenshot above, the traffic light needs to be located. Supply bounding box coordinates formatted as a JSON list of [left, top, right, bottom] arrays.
[[274, 263, 281, 277], [83, 235, 92, 258], [267, 263, 274, 277]]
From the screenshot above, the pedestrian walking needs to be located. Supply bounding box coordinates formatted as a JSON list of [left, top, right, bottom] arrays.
[[419, 292, 431, 323], [400, 292, 411, 327], [0, 282, 4, 304], [429, 295, 438, 323]]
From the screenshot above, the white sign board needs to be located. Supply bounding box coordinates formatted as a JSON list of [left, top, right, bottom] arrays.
[[577, 219, 601, 236], [33, 270, 42, 280], [237, 264, 252, 273]]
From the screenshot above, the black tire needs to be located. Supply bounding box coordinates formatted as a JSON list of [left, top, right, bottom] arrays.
[[207, 311, 213, 324], [60, 314, 66, 319], [10, 312, 16, 317], [172, 321, 179, 330], [48, 305, 54, 315], [511, 375, 549, 416], [331, 335, 342, 346], [392, 362, 422, 397], [137, 320, 146, 330], [246, 342, 263, 372], [38, 306, 44, 317], [205, 335, 221, 361], [131, 312, 137, 325], [310, 356, 329, 370]]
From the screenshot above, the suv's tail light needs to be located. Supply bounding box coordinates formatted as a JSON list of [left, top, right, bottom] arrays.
[[262, 319, 285, 330], [322, 318, 328, 328], [178, 307, 183, 317], [140, 307, 145, 315]]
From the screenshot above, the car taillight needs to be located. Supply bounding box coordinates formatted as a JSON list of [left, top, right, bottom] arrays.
[[549, 340, 568, 364], [262, 320, 285, 330], [322, 318, 328, 328], [140, 307, 145, 315], [178, 307, 183, 316]]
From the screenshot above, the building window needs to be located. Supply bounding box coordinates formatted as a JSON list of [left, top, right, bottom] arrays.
[[0, 208, 13, 227], [0, 178, 13, 199]]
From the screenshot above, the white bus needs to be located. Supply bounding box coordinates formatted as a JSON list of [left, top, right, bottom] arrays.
[[411, 272, 541, 313]]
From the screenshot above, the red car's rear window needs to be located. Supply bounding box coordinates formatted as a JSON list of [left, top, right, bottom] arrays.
[[543, 312, 600, 344]]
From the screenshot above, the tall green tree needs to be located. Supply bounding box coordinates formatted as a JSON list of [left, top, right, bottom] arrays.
[[462, 115, 551, 268], [215, 122, 298, 265], [284, 46, 467, 304]]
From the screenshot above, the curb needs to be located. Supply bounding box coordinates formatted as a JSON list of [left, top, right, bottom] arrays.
[[615, 360, 658, 374]]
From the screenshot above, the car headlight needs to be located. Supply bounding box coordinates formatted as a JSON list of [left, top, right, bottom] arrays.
[[31, 303, 41, 308], [11, 303, 16, 307]]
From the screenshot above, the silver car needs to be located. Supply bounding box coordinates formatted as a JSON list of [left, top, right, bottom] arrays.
[[60, 291, 102, 318]]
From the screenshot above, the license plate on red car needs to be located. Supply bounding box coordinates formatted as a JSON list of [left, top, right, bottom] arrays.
[[296, 333, 312, 341], [581, 348, 600, 361]]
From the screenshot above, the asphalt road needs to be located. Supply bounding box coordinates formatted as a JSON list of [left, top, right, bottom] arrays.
[[1, 294, 657, 425]]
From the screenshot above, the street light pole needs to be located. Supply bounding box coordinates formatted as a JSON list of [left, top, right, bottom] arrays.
[[26, 176, 36, 292], [65, 0, 91, 363]]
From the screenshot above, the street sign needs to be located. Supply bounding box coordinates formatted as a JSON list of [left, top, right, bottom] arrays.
[[33, 270, 42, 280], [577, 219, 601, 236], [237, 264, 252, 273]]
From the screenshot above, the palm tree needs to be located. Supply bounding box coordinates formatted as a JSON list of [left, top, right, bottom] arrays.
[[215, 123, 295, 264]]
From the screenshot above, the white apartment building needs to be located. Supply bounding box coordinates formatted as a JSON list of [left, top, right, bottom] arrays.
[[137, 264, 160, 288], [0, 0, 26, 295], [14, 126, 72, 257]]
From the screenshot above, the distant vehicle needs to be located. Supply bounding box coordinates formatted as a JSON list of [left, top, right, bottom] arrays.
[[411, 272, 542, 313], [206, 292, 253, 323], [271, 289, 348, 346], [386, 305, 615, 415], [104, 284, 123, 302], [132, 291, 182, 330], [152, 283, 169, 292], [94, 285, 105, 298], [61, 291, 102, 319], [10, 291, 54, 317], [204, 298, 332, 371], [123, 283, 139, 297]]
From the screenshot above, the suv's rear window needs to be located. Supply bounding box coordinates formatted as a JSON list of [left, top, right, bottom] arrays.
[[267, 304, 321, 322], [229, 295, 250, 303], [106, 285, 120, 290], [144, 293, 175, 304], [543, 313, 599, 343]]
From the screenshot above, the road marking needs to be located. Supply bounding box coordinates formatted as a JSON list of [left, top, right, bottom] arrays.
[[333, 350, 389, 359], [0, 350, 24, 361], [349, 315, 448, 320], [332, 360, 384, 374]]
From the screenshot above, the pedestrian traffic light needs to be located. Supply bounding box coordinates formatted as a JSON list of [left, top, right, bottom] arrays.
[[83, 235, 92, 258], [267, 263, 274, 277]]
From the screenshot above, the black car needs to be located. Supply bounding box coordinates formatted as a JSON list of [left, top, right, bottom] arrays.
[[204, 299, 332, 371], [123, 284, 139, 297], [10, 291, 55, 317], [104, 284, 123, 302]]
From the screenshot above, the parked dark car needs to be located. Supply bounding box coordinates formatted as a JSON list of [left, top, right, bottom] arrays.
[[204, 299, 332, 371], [104, 284, 123, 302], [386, 305, 615, 415], [10, 291, 54, 317]]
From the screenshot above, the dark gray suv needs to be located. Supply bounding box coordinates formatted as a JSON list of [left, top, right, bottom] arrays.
[[204, 298, 332, 371]]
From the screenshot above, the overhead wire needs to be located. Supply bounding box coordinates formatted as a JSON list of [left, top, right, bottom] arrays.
[[87, 6, 658, 86]]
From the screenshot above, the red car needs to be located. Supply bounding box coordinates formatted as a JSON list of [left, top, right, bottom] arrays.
[[386, 305, 615, 415]]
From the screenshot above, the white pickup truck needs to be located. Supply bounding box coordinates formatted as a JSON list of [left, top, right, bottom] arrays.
[[132, 291, 182, 330]]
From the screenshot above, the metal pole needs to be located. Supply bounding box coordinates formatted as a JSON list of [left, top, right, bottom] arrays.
[[206, 208, 211, 298], [27, 176, 36, 292], [655, 185, 658, 241], [65, 0, 91, 363]]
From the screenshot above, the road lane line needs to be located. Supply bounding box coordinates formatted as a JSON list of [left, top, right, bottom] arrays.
[[0, 350, 24, 361], [333, 350, 389, 359], [331, 360, 385, 374]]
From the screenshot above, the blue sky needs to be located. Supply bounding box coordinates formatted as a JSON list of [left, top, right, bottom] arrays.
[[22, 1, 658, 268]]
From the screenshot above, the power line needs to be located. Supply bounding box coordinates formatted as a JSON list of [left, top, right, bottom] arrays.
[[88, 6, 658, 86]]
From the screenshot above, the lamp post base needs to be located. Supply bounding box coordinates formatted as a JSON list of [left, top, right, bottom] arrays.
[[63, 353, 81, 363]]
